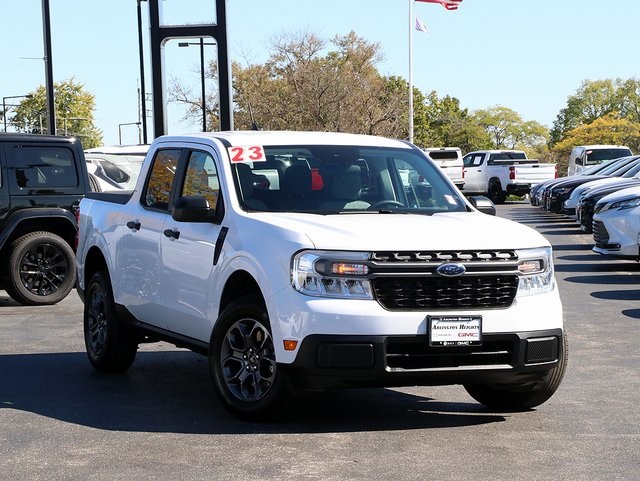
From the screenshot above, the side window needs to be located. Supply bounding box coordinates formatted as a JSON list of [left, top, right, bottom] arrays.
[[181, 150, 220, 208], [463, 154, 484, 167], [12, 146, 77, 189], [142, 149, 181, 211]]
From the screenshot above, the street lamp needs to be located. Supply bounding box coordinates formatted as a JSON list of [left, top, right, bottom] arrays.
[[2, 94, 33, 132], [178, 39, 215, 132], [119, 122, 141, 145]]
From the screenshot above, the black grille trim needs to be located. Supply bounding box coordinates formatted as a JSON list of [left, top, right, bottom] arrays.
[[372, 275, 518, 310], [592, 220, 610, 245], [369, 250, 521, 310]]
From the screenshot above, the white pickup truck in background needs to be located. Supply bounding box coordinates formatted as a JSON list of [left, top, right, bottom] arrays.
[[462, 150, 557, 203], [423, 147, 464, 190], [76, 131, 566, 420]]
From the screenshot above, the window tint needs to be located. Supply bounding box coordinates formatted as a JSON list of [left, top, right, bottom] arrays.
[[585, 148, 633, 165], [12, 146, 77, 188], [143, 149, 181, 210], [181, 151, 220, 208]]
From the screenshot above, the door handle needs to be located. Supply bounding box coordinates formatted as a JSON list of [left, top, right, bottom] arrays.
[[126, 220, 141, 230], [163, 228, 180, 240]]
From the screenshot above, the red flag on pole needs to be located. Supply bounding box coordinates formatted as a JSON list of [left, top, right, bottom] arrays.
[[416, 0, 463, 10]]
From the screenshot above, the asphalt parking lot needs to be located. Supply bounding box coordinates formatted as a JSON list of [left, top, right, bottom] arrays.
[[1, 202, 639, 481]]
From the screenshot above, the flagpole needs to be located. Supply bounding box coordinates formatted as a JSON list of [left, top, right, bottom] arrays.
[[408, 0, 414, 143]]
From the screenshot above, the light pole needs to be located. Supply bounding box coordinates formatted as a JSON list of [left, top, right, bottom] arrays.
[[119, 122, 141, 145], [2, 94, 33, 132], [178, 39, 215, 132]]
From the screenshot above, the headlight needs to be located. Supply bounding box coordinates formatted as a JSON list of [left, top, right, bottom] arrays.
[[515, 247, 555, 296], [599, 196, 640, 213], [292, 250, 373, 299]]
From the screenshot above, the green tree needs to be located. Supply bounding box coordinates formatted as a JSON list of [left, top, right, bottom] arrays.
[[473, 106, 548, 155], [12, 78, 102, 148], [549, 78, 640, 146], [414, 91, 491, 152]]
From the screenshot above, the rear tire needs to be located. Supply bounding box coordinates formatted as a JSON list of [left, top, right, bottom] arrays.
[[464, 334, 568, 411], [84, 270, 138, 372], [4, 231, 76, 306], [210, 295, 289, 421], [487, 180, 506, 204]]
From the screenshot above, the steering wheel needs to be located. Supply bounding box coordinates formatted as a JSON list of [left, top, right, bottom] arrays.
[[368, 200, 405, 210]]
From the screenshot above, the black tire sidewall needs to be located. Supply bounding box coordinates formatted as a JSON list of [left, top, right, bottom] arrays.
[[209, 295, 286, 420], [6, 231, 76, 306], [83, 270, 137, 372]]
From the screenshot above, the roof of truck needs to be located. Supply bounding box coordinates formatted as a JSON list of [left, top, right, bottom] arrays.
[[152, 130, 413, 149]]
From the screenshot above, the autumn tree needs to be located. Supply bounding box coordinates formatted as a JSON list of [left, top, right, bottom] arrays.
[[11, 78, 103, 148], [552, 113, 640, 174], [549, 78, 640, 146]]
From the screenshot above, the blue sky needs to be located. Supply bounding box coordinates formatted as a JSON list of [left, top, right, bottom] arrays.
[[1, 0, 638, 146]]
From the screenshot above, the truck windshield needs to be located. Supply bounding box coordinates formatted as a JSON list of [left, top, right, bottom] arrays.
[[232, 145, 466, 214], [585, 148, 633, 166]]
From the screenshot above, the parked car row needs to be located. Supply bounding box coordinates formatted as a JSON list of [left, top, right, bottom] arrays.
[[531, 154, 640, 261]]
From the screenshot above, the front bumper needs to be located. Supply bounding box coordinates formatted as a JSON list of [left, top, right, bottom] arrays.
[[281, 329, 564, 389]]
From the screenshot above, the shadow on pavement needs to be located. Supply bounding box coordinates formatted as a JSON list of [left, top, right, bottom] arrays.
[[0, 351, 506, 435]]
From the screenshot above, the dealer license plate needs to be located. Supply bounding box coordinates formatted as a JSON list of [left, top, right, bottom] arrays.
[[429, 316, 482, 346]]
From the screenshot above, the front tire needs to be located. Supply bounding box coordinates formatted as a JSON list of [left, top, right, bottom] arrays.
[[84, 270, 138, 372], [464, 334, 568, 411], [210, 295, 288, 420], [4, 231, 76, 306]]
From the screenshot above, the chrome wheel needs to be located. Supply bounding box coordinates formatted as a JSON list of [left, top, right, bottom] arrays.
[[220, 317, 277, 403]]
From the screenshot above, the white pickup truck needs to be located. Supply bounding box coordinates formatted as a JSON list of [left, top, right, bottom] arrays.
[[463, 150, 557, 203], [76, 131, 567, 420]]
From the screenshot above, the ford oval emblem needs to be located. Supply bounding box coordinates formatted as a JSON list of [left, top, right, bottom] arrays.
[[436, 263, 466, 277]]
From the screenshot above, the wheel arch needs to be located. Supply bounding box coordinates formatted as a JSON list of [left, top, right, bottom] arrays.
[[219, 270, 265, 316], [83, 245, 109, 291], [0, 212, 77, 256]]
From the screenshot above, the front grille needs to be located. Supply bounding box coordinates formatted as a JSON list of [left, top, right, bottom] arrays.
[[372, 275, 518, 310], [371, 250, 517, 263], [385, 336, 515, 370], [369, 250, 520, 311], [592, 220, 610, 245]]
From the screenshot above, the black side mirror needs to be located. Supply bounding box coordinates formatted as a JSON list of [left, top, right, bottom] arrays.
[[172, 195, 217, 222], [468, 195, 496, 216]]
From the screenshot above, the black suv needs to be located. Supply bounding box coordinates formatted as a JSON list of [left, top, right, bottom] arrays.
[[0, 133, 90, 305]]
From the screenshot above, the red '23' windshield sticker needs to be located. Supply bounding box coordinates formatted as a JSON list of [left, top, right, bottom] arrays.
[[227, 145, 266, 163]]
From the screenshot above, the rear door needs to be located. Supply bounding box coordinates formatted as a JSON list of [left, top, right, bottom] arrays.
[[116, 148, 183, 328], [0, 143, 9, 224]]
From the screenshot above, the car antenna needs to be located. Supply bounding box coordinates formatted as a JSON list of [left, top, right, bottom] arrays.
[[248, 103, 261, 131]]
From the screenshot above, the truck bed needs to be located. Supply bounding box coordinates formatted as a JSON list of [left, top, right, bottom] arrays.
[[86, 190, 134, 205]]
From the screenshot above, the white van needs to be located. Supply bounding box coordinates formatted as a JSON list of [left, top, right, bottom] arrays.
[[567, 145, 632, 176], [423, 147, 464, 190]]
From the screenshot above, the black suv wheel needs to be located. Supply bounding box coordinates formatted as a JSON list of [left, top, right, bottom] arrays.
[[4, 231, 76, 306]]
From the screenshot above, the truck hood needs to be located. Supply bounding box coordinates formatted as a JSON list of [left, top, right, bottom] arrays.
[[243, 211, 548, 251]]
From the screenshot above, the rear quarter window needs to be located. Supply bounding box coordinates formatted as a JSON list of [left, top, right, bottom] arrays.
[[11, 146, 78, 189]]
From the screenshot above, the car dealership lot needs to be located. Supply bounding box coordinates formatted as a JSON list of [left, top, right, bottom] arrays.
[[1, 202, 639, 481]]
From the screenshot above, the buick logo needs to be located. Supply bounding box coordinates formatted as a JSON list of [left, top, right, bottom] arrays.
[[436, 263, 466, 277]]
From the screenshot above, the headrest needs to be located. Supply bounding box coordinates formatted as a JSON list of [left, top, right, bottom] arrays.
[[283, 164, 312, 196], [330, 165, 362, 199]]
